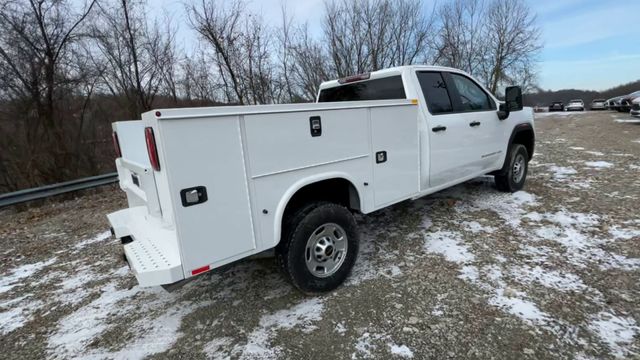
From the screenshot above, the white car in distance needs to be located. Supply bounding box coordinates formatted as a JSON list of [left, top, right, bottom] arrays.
[[565, 99, 585, 111]]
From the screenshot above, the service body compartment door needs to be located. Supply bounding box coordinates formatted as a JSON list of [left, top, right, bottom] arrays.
[[370, 105, 420, 207], [159, 116, 256, 275]]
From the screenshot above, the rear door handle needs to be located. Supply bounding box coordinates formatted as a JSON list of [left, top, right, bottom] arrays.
[[432, 125, 447, 132], [469, 121, 481, 127]]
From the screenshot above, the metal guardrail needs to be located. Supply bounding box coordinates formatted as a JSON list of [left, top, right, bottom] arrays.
[[0, 173, 119, 208]]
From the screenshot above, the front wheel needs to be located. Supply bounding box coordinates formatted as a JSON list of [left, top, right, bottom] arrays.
[[495, 144, 529, 192], [276, 202, 359, 294]]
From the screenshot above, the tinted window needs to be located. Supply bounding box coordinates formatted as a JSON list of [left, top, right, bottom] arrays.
[[318, 76, 406, 102], [416, 72, 453, 114], [450, 73, 493, 111]]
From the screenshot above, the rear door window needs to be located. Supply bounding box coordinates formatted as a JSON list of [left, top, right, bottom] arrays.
[[317, 76, 406, 102], [416, 72, 453, 115]]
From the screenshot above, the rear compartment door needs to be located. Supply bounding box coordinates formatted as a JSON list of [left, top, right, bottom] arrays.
[[158, 116, 256, 275], [113, 121, 162, 217]]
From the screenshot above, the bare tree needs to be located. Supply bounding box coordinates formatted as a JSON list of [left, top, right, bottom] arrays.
[[186, 0, 278, 105], [92, 0, 179, 118], [0, 0, 96, 187], [289, 24, 331, 101], [435, 0, 487, 75], [323, 0, 436, 77], [480, 0, 541, 93]]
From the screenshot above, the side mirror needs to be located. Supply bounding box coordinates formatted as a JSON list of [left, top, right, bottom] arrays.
[[505, 86, 523, 111], [497, 86, 523, 120]]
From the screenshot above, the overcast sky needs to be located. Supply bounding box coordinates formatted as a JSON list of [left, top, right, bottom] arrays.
[[154, 0, 640, 92]]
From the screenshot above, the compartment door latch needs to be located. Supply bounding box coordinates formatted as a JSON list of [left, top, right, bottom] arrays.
[[180, 186, 208, 207], [309, 116, 322, 137]]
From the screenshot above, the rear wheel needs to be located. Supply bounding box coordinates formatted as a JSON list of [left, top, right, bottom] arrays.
[[495, 144, 529, 192], [276, 202, 359, 294]]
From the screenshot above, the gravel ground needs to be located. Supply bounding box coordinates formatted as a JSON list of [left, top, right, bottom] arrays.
[[1, 110, 639, 360]]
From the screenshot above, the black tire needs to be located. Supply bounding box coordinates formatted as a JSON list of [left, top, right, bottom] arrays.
[[495, 144, 529, 193], [275, 202, 359, 294]]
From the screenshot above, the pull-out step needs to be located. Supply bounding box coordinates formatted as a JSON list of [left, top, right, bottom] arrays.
[[108, 207, 183, 286]]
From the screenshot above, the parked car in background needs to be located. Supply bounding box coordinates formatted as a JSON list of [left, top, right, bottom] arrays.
[[609, 96, 623, 111], [620, 91, 640, 113], [566, 99, 585, 111], [548, 101, 564, 112], [631, 97, 640, 118], [590, 99, 606, 110]]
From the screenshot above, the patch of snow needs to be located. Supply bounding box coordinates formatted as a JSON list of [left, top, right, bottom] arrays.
[[589, 311, 640, 358], [613, 118, 640, 123], [548, 165, 577, 180], [510, 265, 588, 292], [569, 146, 585, 150], [0, 258, 57, 294], [584, 161, 613, 169], [459, 265, 479, 282], [389, 343, 414, 358], [237, 297, 324, 359], [73, 230, 112, 250], [47, 283, 144, 357], [203, 337, 233, 359], [94, 302, 201, 359], [584, 151, 604, 156], [335, 322, 347, 334], [424, 231, 474, 264], [462, 221, 496, 234], [608, 226, 640, 240], [0, 295, 43, 335]]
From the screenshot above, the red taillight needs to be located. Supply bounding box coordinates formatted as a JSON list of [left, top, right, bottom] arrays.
[[145, 127, 160, 171], [112, 131, 122, 158]]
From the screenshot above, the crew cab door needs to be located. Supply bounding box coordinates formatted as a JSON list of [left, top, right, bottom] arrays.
[[416, 71, 503, 188], [415, 71, 476, 188], [445, 72, 504, 172]]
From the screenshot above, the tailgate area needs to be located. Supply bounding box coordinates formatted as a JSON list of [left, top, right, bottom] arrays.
[[108, 206, 183, 286]]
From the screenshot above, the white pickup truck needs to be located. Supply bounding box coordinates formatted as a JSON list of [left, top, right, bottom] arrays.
[[108, 65, 534, 293]]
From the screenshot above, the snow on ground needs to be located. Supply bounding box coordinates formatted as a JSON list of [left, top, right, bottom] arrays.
[[73, 230, 112, 250], [233, 297, 325, 359], [422, 186, 640, 357], [0, 295, 43, 335], [584, 161, 613, 169], [0, 258, 57, 294], [389, 343, 414, 358], [584, 151, 604, 156], [535, 112, 586, 118], [547, 165, 577, 180], [613, 118, 640, 123], [589, 312, 640, 358]]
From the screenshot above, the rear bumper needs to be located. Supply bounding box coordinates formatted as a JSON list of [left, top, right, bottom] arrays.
[[107, 207, 184, 287]]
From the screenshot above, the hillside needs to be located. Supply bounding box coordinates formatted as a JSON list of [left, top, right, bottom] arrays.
[[524, 79, 640, 107]]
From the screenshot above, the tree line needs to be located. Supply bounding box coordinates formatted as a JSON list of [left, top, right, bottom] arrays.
[[0, 0, 541, 192]]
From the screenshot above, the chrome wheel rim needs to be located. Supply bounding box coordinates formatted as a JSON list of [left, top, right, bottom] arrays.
[[512, 154, 526, 183], [305, 223, 348, 278]]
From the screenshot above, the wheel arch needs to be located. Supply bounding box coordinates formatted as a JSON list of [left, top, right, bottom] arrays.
[[509, 123, 535, 160], [272, 172, 362, 248]]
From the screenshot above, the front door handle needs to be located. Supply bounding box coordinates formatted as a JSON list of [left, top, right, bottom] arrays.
[[469, 121, 481, 127], [432, 125, 447, 132]]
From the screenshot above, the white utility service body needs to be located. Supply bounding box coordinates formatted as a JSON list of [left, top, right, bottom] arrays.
[[108, 65, 534, 289]]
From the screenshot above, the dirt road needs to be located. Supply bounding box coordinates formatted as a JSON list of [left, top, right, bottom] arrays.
[[1, 110, 639, 359]]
